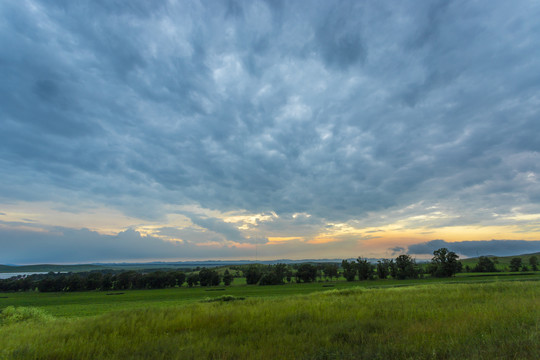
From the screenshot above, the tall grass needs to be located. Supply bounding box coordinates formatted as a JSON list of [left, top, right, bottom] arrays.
[[1, 281, 539, 359]]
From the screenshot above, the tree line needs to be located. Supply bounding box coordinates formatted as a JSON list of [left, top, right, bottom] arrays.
[[0, 268, 238, 292], [2, 250, 537, 292]]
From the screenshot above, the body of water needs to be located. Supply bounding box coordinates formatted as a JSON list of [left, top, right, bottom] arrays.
[[0, 272, 48, 280]]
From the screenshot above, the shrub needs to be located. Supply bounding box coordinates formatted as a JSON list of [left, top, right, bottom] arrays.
[[0, 306, 54, 325], [201, 295, 245, 303]]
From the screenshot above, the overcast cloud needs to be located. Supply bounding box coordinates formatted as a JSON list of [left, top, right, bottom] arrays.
[[1, 0, 540, 263], [407, 239, 540, 258]]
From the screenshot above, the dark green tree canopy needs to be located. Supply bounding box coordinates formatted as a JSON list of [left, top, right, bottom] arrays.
[[296, 264, 317, 283], [509, 257, 522, 272], [529, 256, 538, 271], [427, 248, 461, 277], [341, 260, 357, 282], [473, 256, 497, 272], [394, 255, 419, 280]]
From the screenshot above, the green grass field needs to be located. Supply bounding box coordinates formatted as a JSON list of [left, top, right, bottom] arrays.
[[1, 277, 539, 359], [1, 273, 538, 317], [1, 273, 540, 359], [458, 253, 540, 271]]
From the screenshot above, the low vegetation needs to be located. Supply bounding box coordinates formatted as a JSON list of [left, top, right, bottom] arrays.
[[1, 250, 539, 358], [1, 280, 538, 359]]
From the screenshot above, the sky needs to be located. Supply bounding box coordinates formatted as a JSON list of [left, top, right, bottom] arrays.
[[2, 0, 540, 264]]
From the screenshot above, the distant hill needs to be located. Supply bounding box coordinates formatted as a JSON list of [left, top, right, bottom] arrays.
[[0, 258, 345, 273], [4, 253, 538, 273], [0, 264, 107, 273], [459, 252, 540, 270]]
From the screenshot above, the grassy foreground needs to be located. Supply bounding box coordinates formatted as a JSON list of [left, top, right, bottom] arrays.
[[1, 280, 539, 359], [2, 273, 538, 318]]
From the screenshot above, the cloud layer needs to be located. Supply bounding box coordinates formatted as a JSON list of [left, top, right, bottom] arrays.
[[1, 1, 540, 262], [407, 239, 540, 258]]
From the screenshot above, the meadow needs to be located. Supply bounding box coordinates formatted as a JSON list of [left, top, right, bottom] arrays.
[[1, 273, 539, 359], [0, 272, 537, 317]]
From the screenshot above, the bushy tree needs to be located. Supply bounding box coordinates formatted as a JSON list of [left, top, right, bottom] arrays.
[[389, 260, 398, 279], [509, 258, 522, 272], [286, 269, 293, 283], [427, 248, 461, 277], [198, 268, 221, 286], [376, 259, 391, 279], [101, 274, 113, 290], [223, 269, 234, 286], [323, 263, 339, 280], [186, 273, 199, 287], [259, 272, 283, 285], [296, 264, 317, 283], [528, 256, 538, 271], [272, 264, 288, 283], [341, 260, 357, 281], [145, 271, 168, 289], [116, 271, 142, 290], [173, 271, 186, 287], [245, 265, 263, 285], [473, 256, 497, 272], [66, 274, 85, 292], [394, 255, 418, 280], [86, 272, 103, 290], [356, 257, 374, 280]]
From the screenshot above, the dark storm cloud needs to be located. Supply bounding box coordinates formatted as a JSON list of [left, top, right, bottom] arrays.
[[407, 239, 540, 257], [1, 0, 540, 242], [314, 2, 366, 69]]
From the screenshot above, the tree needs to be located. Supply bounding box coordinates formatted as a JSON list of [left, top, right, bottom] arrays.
[[146, 271, 168, 289], [389, 259, 398, 279], [273, 264, 288, 283], [376, 259, 391, 279], [296, 264, 317, 283], [286, 269, 293, 283], [323, 264, 339, 281], [529, 256, 538, 271], [173, 271, 186, 287], [66, 274, 84, 292], [341, 260, 357, 281], [223, 269, 234, 286], [473, 256, 497, 272], [394, 255, 418, 280], [186, 273, 199, 287], [116, 271, 140, 290], [101, 274, 113, 291], [37, 278, 56, 292], [245, 265, 263, 285], [259, 272, 283, 285], [198, 268, 220, 286], [356, 257, 374, 280], [86, 272, 103, 290], [427, 248, 460, 277], [509, 258, 522, 272]]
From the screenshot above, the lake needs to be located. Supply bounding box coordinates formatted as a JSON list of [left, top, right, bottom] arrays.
[[0, 272, 48, 280]]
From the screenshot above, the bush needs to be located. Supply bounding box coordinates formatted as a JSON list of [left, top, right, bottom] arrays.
[[0, 306, 54, 325], [201, 295, 245, 303]]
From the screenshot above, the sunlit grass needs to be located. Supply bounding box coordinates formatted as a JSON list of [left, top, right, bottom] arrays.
[[1, 280, 538, 359], [1, 273, 538, 318]]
